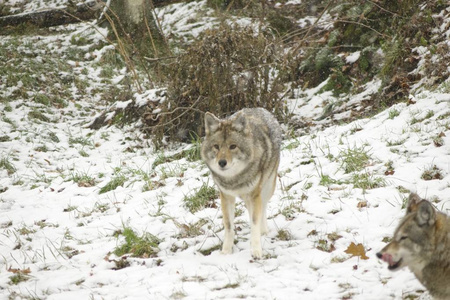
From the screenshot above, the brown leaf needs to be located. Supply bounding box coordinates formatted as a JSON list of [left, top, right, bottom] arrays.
[[344, 242, 369, 260], [357, 201, 368, 208], [8, 267, 31, 274]]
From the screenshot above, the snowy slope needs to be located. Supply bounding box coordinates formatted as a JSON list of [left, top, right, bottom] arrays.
[[1, 1, 450, 300], [1, 74, 449, 300]]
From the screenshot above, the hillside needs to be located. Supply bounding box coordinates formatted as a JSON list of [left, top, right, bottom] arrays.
[[0, 1, 449, 299]]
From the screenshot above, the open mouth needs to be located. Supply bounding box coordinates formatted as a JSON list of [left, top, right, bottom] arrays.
[[387, 258, 402, 270], [378, 252, 402, 271]]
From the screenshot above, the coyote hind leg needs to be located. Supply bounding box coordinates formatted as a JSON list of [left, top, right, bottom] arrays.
[[260, 170, 277, 235], [247, 192, 263, 259]]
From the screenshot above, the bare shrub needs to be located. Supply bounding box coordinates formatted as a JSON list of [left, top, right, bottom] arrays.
[[144, 23, 286, 146]]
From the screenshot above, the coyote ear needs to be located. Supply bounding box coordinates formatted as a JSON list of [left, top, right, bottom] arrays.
[[406, 193, 422, 214], [204, 112, 220, 136], [231, 111, 248, 133], [415, 200, 436, 227]]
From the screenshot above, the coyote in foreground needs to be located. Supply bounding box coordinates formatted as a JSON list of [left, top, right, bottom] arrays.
[[201, 108, 282, 259], [377, 193, 450, 299]]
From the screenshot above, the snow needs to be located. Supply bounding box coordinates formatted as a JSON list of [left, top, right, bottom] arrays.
[[2, 80, 449, 300], [346, 51, 360, 64], [1, 1, 450, 300]]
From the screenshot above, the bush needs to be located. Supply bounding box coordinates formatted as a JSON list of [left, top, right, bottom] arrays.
[[144, 23, 286, 146]]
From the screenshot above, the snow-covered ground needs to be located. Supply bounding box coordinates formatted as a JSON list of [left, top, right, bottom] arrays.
[[2, 62, 449, 300], [1, 1, 450, 300]]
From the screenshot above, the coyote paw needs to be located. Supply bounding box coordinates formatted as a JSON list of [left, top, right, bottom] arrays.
[[251, 247, 263, 259], [220, 244, 233, 254], [221, 246, 233, 255]]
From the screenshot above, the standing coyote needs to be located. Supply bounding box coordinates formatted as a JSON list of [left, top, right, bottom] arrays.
[[201, 108, 282, 259], [377, 193, 450, 299]]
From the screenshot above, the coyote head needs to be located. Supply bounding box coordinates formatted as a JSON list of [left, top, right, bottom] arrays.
[[201, 111, 253, 177], [377, 193, 437, 272]]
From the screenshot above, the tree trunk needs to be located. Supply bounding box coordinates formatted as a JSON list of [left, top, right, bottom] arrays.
[[103, 0, 170, 57], [0, 0, 184, 30]]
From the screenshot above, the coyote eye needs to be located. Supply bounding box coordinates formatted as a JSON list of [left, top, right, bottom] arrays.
[[213, 144, 219, 150], [229, 144, 237, 150], [399, 236, 408, 241]]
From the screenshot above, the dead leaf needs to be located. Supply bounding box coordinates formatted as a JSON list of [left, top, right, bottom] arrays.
[[357, 201, 368, 208], [7, 267, 31, 274], [344, 242, 369, 260]]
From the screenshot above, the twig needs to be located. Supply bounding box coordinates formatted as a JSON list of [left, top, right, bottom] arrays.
[[334, 19, 390, 39], [291, 0, 335, 54], [365, 0, 400, 17], [145, 96, 204, 129], [144, 55, 178, 62]]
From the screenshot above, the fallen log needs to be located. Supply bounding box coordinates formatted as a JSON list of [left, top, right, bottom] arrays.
[[0, 0, 184, 29], [0, 1, 102, 29]]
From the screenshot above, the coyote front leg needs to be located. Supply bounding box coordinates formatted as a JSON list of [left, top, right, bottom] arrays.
[[220, 192, 236, 254]]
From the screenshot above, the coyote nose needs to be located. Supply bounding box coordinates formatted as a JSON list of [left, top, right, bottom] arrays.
[[376, 252, 382, 259], [218, 159, 227, 168]]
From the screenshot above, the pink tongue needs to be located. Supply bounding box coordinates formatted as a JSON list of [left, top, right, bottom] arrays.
[[382, 253, 394, 266]]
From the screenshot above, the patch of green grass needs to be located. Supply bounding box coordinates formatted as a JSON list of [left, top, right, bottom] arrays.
[[421, 165, 443, 181], [315, 238, 336, 253], [0, 156, 16, 175], [174, 219, 207, 238], [114, 227, 161, 258], [432, 134, 444, 147], [349, 172, 386, 191], [386, 138, 406, 147], [17, 226, 37, 235], [28, 109, 51, 122], [69, 136, 92, 147], [183, 183, 218, 213], [61, 246, 80, 259], [319, 174, 343, 186], [152, 144, 201, 170], [339, 145, 371, 174], [70, 33, 89, 46], [185, 134, 202, 162], [198, 243, 222, 256], [9, 272, 29, 285], [94, 202, 110, 213], [34, 145, 48, 152], [99, 66, 115, 78], [411, 110, 435, 125], [279, 200, 304, 220], [276, 229, 293, 241], [71, 171, 97, 187], [284, 139, 301, 150], [213, 282, 240, 290], [34, 93, 50, 106], [170, 290, 187, 299], [388, 108, 400, 119], [99, 175, 126, 194], [47, 131, 60, 143]]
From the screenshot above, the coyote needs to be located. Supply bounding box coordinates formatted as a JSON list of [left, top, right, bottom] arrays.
[[377, 193, 450, 299], [201, 108, 282, 259]]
